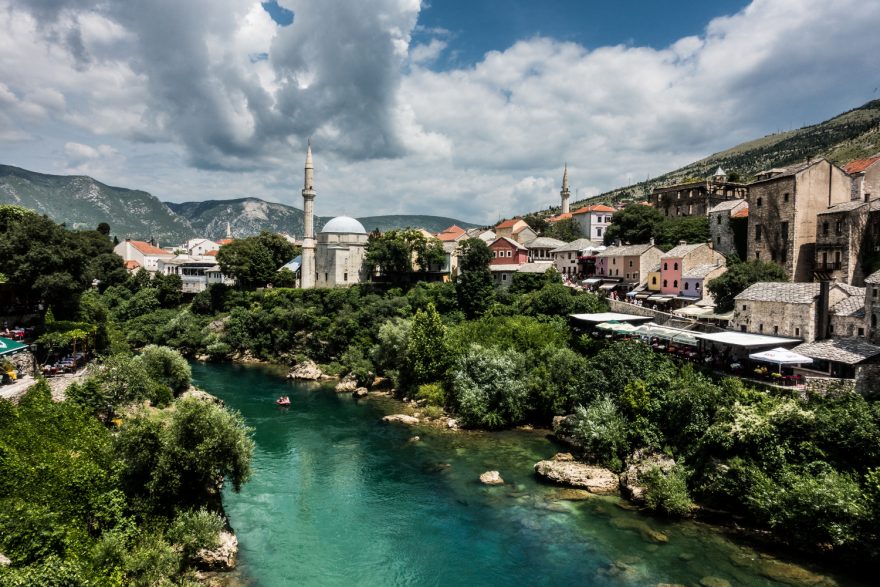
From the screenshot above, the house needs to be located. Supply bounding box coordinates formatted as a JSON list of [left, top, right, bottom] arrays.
[[490, 261, 555, 288], [681, 263, 727, 302], [157, 255, 234, 293], [464, 227, 496, 242], [495, 219, 537, 244], [730, 281, 863, 342], [651, 167, 747, 218], [814, 200, 880, 286], [708, 199, 748, 258], [526, 237, 566, 263], [595, 243, 663, 289], [659, 242, 726, 298], [489, 237, 529, 266], [790, 337, 880, 383], [829, 285, 866, 338], [571, 205, 616, 243], [845, 154, 880, 203], [549, 238, 603, 277], [746, 158, 851, 282], [113, 239, 174, 273], [183, 238, 220, 257], [436, 225, 467, 242], [645, 264, 662, 292]]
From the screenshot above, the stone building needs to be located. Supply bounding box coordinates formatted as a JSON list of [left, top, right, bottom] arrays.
[[550, 238, 603, 277], [746, 159, 851, 282], [526, 237, 566, 263], [596, 243, 663, 288], [650, 167, 747, 218], [845, 155, 880, 203], [495, 219, 537, 244], [866, 270, 880, 343], [730, 281, 863, 342], [708, 199, 748, 257], [314, 216, 369, 288], [814, 200, 880, 286]]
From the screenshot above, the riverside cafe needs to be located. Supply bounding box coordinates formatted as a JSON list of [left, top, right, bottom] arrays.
[[0, 336, 28, 384], [569, 312, 654, 336]]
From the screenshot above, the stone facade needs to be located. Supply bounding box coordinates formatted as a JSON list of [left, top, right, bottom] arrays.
[[550, 238, 600, 277], [708, 200, 748, 257], [845, 155, 880, 203], [746, 159, 851, 282], [314, 223, 369, 288], [814, 200, 880, 286], [596, 244, 663, 287], [866, 271, 880, 344], [651, 171, 747, 218]]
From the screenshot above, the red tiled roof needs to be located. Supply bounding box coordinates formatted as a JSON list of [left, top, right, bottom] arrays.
[[129, 240, 169, 255], [572, 204, 617, 215], [205, 250, 219, 256], [217, 238, 234, 246], [124, 260, 141, 269], [547, 212, 572, 223], [495, 218, 522, 229], [437, 225, 466, 241], [843, 155, 880, 174], [733, 208, 749, 218]]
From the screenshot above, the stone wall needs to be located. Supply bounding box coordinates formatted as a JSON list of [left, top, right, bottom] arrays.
[[3, 351, 35, 376], [804, 376, 856, 395], [729, 299, 817, 341], [856, 364, 880, 397], [709, 201, 747, 257]]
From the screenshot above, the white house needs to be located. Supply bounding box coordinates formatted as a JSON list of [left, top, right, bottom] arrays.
[[113, 239, 175, 273]]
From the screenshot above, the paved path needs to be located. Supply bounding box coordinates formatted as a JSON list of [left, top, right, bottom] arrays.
[[0, 375, 35, 402]]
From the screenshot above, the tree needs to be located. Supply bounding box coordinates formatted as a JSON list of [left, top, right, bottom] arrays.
[[656, 216, 710, 249], [706, 259, 787, 311], [216, 232, 296, 290], [455, 238, 495, 318], [135, 345, 192, 393], [96, 222, 111, 237], [364, 228, 445, 284], [510, 266, 560, 294], [450, 345, 529, 429], [401, 303, 449, 388], [567, 396, 629, 471], [603, 204, 663, 245], [545, 217, 583, 241], [153, 273, 183, 308]]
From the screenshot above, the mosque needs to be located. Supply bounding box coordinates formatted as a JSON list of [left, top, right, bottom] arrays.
[[299, 143, 369, 288]]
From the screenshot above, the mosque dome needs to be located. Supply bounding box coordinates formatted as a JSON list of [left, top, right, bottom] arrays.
[[321, 216, 367, 234]]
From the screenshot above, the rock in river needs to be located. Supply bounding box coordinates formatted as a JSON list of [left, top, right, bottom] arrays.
[[353, 387, 369, 398], [534, 453, 619, 494], [382, 414, 420, 425], [287, 360, 326, 381], [619, 449, 676, 502], [335, 375, 358, 393], [194, 529, 238, 571], [480, 470, 504, 485]]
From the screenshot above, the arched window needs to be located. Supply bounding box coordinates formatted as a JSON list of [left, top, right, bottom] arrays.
[[673, 280, 678, 288], [663, 280, 668, 287], [663, 262, 668, 270], [674, 262, 678, 270], [652, 276, 657, 285], [684, 282, 690, 290]]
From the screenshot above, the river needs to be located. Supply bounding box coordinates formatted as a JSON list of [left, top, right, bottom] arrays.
[[192, 362, 853, 587]]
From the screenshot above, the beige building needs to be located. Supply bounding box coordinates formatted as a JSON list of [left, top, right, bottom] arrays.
[[731, 281, 863, 342], [314, 216, 369, 288], [845, 155, 880, 203], [746, 159, 851, 282], [549, 238, 603, 277], [596, 243, 664, 287], [495, 218, 537, 244], [526, 237, 566, 263]]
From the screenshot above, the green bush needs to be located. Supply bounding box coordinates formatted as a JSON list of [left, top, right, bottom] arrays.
[[135, 345, 192, 393], [569, 397, 628, 471], [167, 508, 223, 561], [450, 345, 528, 429], [642, 464, 694, 517], [416, 382, 446, 407]]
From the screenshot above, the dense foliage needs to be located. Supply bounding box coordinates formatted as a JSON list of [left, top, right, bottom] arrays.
[[602, 204, 709, 250], [364, 228, 446, 284], [216, 231, 298, 290], [706, 257, 788, 311]]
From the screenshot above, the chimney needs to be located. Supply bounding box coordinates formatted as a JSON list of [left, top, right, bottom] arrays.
[[679, 240, 687, 246], [649, 237, 655, 246], [815, 280, 830, 341]]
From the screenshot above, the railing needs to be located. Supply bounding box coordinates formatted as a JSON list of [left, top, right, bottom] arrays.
[[816, 262, 842, 271]]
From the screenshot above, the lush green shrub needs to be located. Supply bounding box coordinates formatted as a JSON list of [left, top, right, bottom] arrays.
[[123, 533, 181, 586], [569, 397, 628, 471], [642, 464, 694, 517], [416, 382, 446, 407], [401, 303, 450, 389], [167, 508, 224, 561], [450, 345, 528, 429], [373, 318, 411, 376], [525, 346, 590, 422], [135, 345, 192, 393], [340, 345, 375, 387]]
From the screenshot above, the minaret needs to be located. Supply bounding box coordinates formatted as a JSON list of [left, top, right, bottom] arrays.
[[225, 221, 232, 240], [560, 163, 571, 214], [300, 142, 317, 289]]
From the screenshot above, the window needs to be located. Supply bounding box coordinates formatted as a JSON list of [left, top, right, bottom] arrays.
[[716, 236, 721, 245], [324, 273, 328, 282], [673, 262, 678, 270], [759, 324, 763, 333], [822, 222, 829, 236], [684, 282, 690, 290], [688, 204, 693, 215], [783, 192, 789, 203], [502, 274, 507, 281], [836, 220, 842, 235], [663, 280, 668, 287], [755, 225, 762, 242], [717, 216, 722, 225], [795, 327, 800, 336], [757, 197, 762, 207], [781, 221, 788, 236], [676, 207, 681, 216], [774, 325, 778, 334], [343, 272, 348, 282], [652, 276, 657, 285], [873, 315, 878, 328], [755, 252, 760, 260], [696, 282, 701, 290], [597, 228, 603, 236], [859, 327, 865, 336], [673, 280, 678, 288], [742, 304, 747, 310], [507, 250, 512, 257], [835, 251, 841, 269], [663, 262, 668, 270], [605, 216, 612, 223], [629, 260, 633, 267], [740, 325, 746, 332]]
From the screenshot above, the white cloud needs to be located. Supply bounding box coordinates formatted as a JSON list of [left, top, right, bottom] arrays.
[[0, 0, 879, 224]]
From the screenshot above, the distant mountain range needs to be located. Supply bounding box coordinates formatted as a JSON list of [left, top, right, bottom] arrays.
[[559, 98, 880, 211], [0, 165, 479, 242], [167, 198, 479, 240]]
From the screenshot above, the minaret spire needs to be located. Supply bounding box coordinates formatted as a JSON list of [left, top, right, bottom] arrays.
[[300, 141, 317, 289], [226, 221, 232, 239], [560, 163, 571, 214]]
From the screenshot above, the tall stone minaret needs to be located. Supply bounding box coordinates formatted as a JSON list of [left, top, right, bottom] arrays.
[[301, 142, 316, 289], [225, 221, 232, 240], [560, 163, 571, 214]]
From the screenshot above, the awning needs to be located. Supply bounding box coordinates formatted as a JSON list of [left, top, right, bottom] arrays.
[[635, 292, 653, 299], [648, 294, 673, 302], [595, 322, 617, 330], [583, 278, 602, 285], [673, 333, 700, 346], [697, 331, 801, 348], [749, 347, 813, 365], [0, 336, 28, 356], [612, 323, 639, 334], [674, 306, 714, 318], [599, 283, 618, 291]]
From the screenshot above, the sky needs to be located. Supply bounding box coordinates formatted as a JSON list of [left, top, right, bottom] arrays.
[[0, 0, 879, 224]]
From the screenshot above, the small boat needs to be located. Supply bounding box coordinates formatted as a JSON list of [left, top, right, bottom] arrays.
[[276, 396, 291, 406]]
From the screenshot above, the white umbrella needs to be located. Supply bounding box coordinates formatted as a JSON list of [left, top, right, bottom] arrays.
[[748, 347, 813, 365]]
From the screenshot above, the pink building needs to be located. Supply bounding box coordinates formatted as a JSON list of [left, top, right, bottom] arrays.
[[660, 243, 726, 296], [489, 237, 529, 266]]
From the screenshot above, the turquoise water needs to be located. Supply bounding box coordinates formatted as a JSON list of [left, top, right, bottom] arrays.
[[192, 362, 851, 587]]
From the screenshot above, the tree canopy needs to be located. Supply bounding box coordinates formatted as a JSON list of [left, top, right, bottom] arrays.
[[216, 232, 297, 290], [602, 204, 709, 250], [364, 228, 446, 284], [706, 258, 787, 311], [455, 238, 495, 318]]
